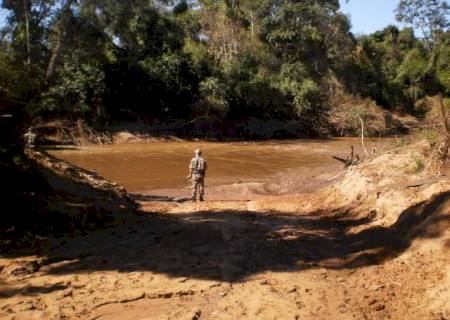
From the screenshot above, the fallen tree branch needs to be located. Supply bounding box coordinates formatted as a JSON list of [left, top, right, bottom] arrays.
[[332, 146, 360, 168], [332, 156, 347, 164], [328, 170, 346, 182]]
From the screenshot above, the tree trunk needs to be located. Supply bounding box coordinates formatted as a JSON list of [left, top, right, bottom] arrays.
[[46, 0, 75, 80], [23, 0, 31, 69], [438, 92, 450, 135], [420, 25, 433, 53], [46, 37, 63, 79], [250, 11, 255, 39]]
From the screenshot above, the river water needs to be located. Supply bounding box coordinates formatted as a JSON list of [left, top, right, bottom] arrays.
[[48, 138, 396, 194]]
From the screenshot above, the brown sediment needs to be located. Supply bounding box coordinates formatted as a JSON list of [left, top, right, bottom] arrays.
[[47, 137, 396, 194]]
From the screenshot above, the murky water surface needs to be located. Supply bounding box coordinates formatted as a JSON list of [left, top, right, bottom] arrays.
[[48, 138, 395, 192]]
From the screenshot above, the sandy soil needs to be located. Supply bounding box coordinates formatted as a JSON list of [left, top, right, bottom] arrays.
[[1, 144, 450, 320]]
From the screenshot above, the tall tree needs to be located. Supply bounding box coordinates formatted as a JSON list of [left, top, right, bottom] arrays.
[[396, 0, 449, 51], [396, 0, 449, 134]]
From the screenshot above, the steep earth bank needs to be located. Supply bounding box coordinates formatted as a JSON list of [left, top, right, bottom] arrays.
[[0, 148, 136, 236]]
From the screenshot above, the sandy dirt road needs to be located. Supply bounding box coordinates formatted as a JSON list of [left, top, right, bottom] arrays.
[[1, 193, 449, 320]]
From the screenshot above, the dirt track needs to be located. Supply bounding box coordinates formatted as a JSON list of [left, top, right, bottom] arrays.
[[1, 144, 450, 320], [1, 193, 449, 320]]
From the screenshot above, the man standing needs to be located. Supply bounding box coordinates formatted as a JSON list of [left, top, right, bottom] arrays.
[[187, 149, 207, 202], [23, 127, 37, 149]]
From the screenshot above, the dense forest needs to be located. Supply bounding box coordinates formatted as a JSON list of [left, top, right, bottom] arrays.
[[0, 0, 449, 139]]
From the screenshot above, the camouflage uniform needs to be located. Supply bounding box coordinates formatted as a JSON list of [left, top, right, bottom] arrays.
[[23, 129, 37, 148], [189, 150, 207, 201]]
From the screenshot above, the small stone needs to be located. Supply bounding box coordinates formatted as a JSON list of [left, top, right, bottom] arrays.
[[339, 304, 348, 313], [56, 288, 73, 300], [209, 282, 221, 289], [175, 290, 195, 297], [438, 310, 450, 320], [10, 261, 40, 277], [188, 309, 201, 320], [375, 304, 385, 311], [71, 282, 85, 289], [370, 284, 385, 291], [18, 301, 35, 312]]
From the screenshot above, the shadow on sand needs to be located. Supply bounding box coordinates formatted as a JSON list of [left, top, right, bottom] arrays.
[[1, 192, 449, 300]]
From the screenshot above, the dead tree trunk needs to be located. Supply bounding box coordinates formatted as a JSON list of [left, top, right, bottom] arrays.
[[358, 116, 369, 156]]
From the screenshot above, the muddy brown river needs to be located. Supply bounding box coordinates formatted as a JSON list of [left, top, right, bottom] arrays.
[[48, 138, 395, 194]]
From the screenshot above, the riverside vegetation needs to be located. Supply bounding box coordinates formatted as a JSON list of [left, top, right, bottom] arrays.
[[0, 0, 449, 136]]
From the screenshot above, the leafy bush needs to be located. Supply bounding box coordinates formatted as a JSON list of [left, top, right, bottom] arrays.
[[196, 77, 229, 117], [35, 61, 105, 119]]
